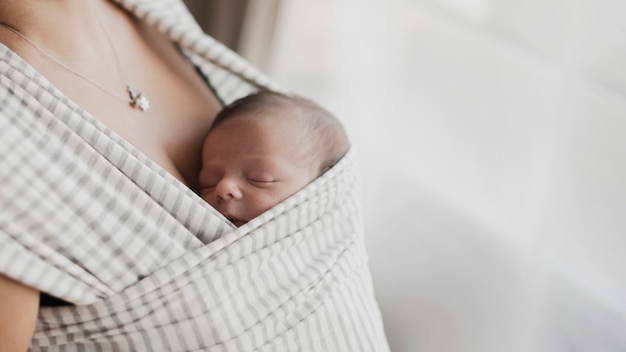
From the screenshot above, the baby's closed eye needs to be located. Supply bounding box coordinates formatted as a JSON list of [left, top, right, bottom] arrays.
[[246, 174, 277, 186], [199, 182, 217, 191]]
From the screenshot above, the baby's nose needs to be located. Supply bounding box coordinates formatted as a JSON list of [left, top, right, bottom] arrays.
[[215, 178, 242, 200]]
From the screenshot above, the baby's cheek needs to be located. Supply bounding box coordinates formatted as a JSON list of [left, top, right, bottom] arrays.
[[248, 192, 283, 217], [200, 191, 216, 206]]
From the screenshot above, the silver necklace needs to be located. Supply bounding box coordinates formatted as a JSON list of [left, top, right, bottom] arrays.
[[0, 22, 150, 112]]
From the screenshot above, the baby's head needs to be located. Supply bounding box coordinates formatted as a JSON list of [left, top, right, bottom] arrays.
[[199, 91, 349, 226]]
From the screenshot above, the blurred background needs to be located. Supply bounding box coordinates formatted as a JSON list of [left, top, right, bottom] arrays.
[[184, 1, 626, 351]]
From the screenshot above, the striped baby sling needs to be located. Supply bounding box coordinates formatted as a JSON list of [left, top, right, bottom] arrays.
[[0, 0, 389, 350]]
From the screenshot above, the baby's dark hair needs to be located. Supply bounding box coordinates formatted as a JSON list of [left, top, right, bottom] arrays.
[[211, 91, 350, 175]]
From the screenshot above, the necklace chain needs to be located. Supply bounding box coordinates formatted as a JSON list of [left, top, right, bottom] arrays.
[[0, 21, 150, 112]]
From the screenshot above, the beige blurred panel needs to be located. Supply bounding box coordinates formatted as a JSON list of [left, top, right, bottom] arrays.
[[238, 0, 283, 70], [184, 0, 282, 70]]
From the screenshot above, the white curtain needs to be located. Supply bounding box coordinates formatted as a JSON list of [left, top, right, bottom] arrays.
[[267, 0, 626, 351]]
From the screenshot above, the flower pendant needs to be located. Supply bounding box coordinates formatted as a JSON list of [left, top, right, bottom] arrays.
[[127, 85, 150, 112]]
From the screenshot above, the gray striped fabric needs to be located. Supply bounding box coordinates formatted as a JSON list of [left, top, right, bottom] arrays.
[[0, 0, 389, 350]]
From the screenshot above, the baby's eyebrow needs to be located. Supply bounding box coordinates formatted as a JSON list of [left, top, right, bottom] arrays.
[[245, 157, 282, 169]]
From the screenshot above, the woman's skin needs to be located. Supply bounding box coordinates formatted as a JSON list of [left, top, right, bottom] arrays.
[[0, 0, 222, 349], [0, 276, 39, 352]]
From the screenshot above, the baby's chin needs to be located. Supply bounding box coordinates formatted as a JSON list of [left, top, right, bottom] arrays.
[[227, 217, 247, 227]]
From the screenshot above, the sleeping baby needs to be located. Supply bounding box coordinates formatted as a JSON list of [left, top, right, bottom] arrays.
[[198, 91, 350, 227]]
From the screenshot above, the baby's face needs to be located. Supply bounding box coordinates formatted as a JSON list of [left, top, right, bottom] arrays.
[[199, 113, 318, 227]]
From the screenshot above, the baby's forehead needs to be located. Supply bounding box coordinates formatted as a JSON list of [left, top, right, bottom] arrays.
[[212, 112, 310, 146], [243, 155, 288, 169]]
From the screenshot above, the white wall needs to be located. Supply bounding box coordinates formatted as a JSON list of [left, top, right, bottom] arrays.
[[266, 1, 626, 351]]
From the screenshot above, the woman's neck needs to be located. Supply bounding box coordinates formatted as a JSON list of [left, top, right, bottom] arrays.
[[0, 0, 116, 59]]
